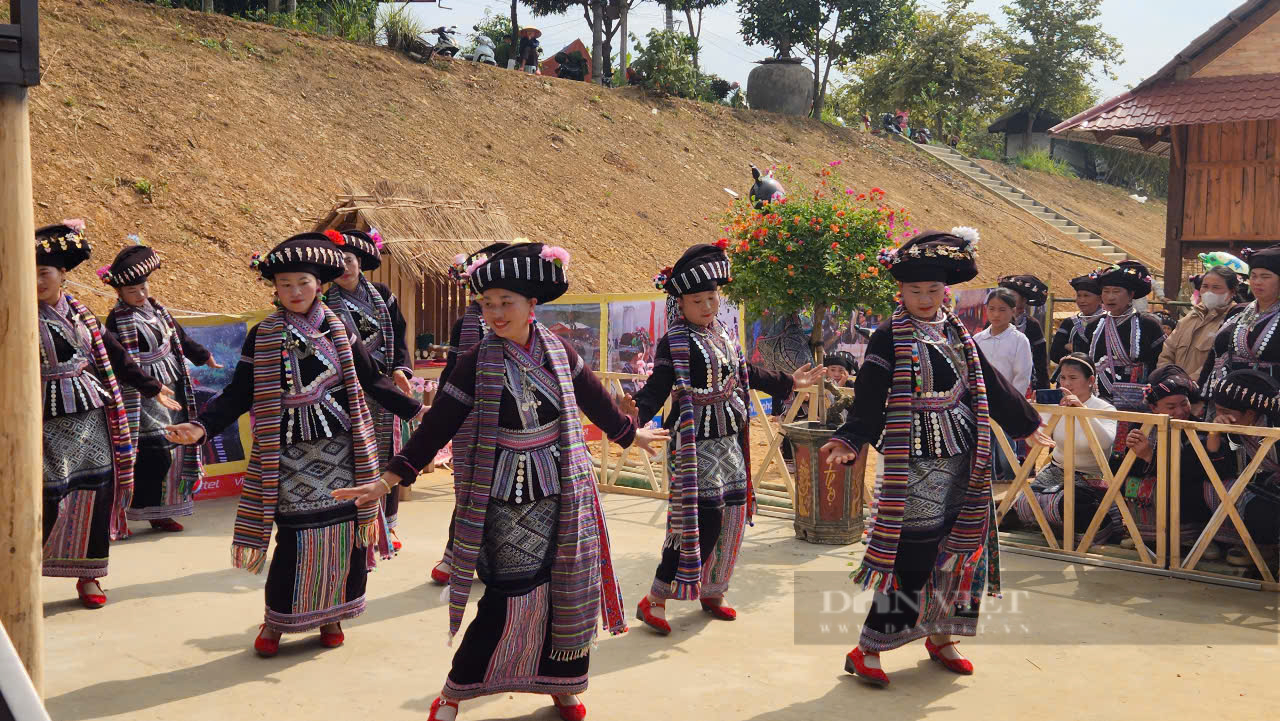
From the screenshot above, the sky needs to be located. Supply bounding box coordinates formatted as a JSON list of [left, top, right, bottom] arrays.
[[399, 1, 1234, 104]]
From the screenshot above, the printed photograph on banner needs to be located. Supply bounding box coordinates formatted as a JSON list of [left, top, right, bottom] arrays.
[[185, 320, 248, 467], [536, 302, 603, 371], [745, 307, 882, 373], [607, 299, 669, 393]]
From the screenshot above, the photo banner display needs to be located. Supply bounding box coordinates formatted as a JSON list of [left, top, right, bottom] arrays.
[[179, 309, 270, 501]]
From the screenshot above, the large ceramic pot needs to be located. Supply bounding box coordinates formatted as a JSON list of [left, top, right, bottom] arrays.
[[784, 421, 865, 544], [746, 58, 813, 116]]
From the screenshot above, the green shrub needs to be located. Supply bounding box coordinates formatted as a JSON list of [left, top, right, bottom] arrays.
[[632, 29, 701, 99], [974, 147, 1002, 162], [1014, 150, 1076, 177]]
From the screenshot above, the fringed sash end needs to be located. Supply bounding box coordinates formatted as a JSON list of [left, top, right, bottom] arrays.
[[849, 565, 898, 593], [356, 518, 380, 549], [549, 645, 592, 662], [670, 580, 700, 601], [231, 544, 267, 574]]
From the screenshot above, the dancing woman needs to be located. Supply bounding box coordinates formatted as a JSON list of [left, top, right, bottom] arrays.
[[335, 242, 668, 721], [323, 228, 414, 548], [102, 240, 220, 534], [430, 242, 509, 586], [165, 233, 423, 655], [631, 242, 823, 634], [37, 221, 180, 608], [819, 228, 1048, 686]]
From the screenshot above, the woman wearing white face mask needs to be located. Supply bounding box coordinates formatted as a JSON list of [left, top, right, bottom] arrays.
[[1158, 266, 1239, 381]]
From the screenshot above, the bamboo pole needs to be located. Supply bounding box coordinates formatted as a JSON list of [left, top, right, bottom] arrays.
[[0, 82, 43, 693]]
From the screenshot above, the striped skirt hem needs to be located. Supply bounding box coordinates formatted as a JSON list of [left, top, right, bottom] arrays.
[[443, 675, 588, 701], [43, 558, 109, 578], [264, 595, 366, 634], [858, 617, 977, 653]]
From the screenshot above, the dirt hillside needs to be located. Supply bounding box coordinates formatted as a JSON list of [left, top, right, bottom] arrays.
[[976, 159, 1169, 274], [36, 0, 1121, 315]]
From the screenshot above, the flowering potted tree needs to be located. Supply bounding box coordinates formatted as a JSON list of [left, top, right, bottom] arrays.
[[721, 162, 914, 542]]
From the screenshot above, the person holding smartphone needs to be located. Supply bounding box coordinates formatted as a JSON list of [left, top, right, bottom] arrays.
[[1005, 353, 1119, 540]]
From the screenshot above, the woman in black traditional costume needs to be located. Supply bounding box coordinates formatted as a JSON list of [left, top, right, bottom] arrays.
[[1200, 245, 1280, 392], [165, 232, 423, 655], [102, 240, 220, 534], [37, 220, 180, 608], [1050, 273, 1104, 363], [630, 243, 822, 634], [336, 242, 668, 721], [429, 242, 509, 586], [1202, 369, 1280, 567], [998, 274, 1050, 390], [819, 227, 1048, 686], [322, 227, 415, 550]]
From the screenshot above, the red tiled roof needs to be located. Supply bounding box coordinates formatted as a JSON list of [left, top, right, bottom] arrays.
[[1053, 73, 1280, 133]]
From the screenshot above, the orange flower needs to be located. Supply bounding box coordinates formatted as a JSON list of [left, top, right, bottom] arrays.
[[870, 266, 879, 275], [857, 193, 867, 201], [830, 224, 840, 233], [856, 253, 865, 261], [836, 210, 845, 218], [830, 241, 839, 249], [769, 255, 779, 262]]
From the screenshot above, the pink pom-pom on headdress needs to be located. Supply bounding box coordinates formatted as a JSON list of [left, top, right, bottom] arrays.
[[465, 256, 488, 278], [370, 228, 384, 250], [96, 265, 112, 284], [453, 253, 468, 266], [62, 219, 86, 232], [540, 245, 570, 268]]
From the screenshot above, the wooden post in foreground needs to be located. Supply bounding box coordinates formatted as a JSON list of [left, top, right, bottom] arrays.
[[0, 0, 44, 695]]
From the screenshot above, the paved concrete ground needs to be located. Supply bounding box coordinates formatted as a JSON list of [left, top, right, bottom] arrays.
[[43, 470, 1280, 721]]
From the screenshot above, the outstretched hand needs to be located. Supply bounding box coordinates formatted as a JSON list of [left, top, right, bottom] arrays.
[[634, 427, 671, 457], [791, 363, 825, 389], [157, 385, 183, 412], [205, 356, 224, 369], [331, 473, 398, 508], [393, 370, 414, 396], [819, 440, 857, 466], [1029, 428, 1055, 449], [617, 392, 639, 419], [164, 422, 204, 445]]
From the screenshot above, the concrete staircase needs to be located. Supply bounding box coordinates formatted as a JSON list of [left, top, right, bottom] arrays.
[[911, 141, 1130, 264]]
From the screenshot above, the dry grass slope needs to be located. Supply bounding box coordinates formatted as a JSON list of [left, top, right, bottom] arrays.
[[36, 0, 1125, 315]]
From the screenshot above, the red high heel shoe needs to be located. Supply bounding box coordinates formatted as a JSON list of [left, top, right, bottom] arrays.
[[319, 624, 345, 648], [635, 597, 670, 635], [700, 599, 737, 621], [75, 578, 106, 609], [430, 561, 450, 586], [427, 696, 459, 721], [925, 638, 973, 675], [552, 696, 587, 721], [254, 625, 280, 658], [149, 518, 184, 532], [844, 647, 889, 687]]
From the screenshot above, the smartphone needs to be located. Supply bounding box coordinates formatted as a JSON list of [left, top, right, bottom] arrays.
[[1035, 388, 1064, 405]]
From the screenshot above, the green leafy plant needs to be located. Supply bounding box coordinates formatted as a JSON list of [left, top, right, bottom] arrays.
[[631, 29, 702, 99], [1014, 150, 1075, 177], [719, 162, 911, 357], [132, 178, 155, 200]]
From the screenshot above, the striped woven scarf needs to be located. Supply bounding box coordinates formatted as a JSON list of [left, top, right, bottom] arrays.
[[852, 307, 999, 609], [661, 316, 754, 600], [447, 323, 625, 659], [441, 302, 486, 569], [231, 302, 384, 574], [65, 294, 135, 540], [326, 277, 401, 458], [111, 299, 203, 496]]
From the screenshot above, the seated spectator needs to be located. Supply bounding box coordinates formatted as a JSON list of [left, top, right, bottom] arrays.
[[1203, 370, 1280, 569], [1159, 266, 1239, 381], [1116, 365, 1215, 555], [823, 351, 858, 426], [1004, 353, 1120, 540]]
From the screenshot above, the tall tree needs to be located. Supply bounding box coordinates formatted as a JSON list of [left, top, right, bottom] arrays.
[[738, 0, 912, 120], [993, 0, 1122, 146], [665, 0, 728, 72], [845, 1, 1016, 138]]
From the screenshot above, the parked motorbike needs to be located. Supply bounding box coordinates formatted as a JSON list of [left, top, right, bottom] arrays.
[[428, 26, 460, 58], [911, 127, 932, 144], [466, 33, 496, 65], [880, 112, 902, 135]]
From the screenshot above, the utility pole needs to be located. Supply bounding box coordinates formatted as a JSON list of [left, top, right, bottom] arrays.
[[0, 0, 45, 695], [620, 1, 629, 76], [664, 3, 675, 32]]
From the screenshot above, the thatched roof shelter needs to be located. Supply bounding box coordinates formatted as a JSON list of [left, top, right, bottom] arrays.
[[312, 180, 518, 275], [311, 181, 521, 362]]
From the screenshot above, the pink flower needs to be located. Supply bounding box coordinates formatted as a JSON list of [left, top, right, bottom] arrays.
[[540, 245, 571, 267], [62, 218, 86, 232], [829, 160, 842, 166]]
